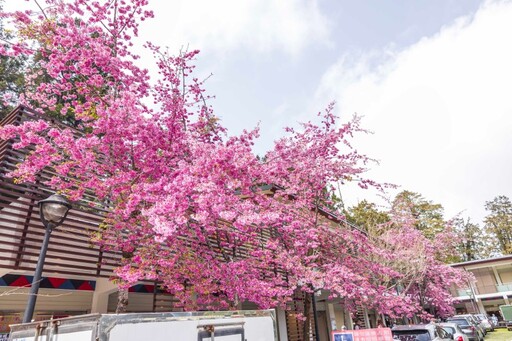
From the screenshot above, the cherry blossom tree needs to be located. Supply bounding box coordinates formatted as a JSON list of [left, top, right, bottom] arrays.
[[0, 0, 468, 323], [369, 199, 471, 319]]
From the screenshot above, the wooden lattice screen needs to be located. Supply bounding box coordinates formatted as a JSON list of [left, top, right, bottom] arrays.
[[285, 290, 317, 341], [1, 106, 361, 339], [0, 106, 120, 278]]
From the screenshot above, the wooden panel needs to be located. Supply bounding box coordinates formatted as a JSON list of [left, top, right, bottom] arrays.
[[152, 292, 184, 313], [1, 106, 361, 328], [499, 269, 512, 284], [472, 268, 497, 294], [0, 287, 93, 312], [0, 106, 118, 279], [107, 291, 161, 313], [286, 290, 316, 341], [125, 292, 155, 312]]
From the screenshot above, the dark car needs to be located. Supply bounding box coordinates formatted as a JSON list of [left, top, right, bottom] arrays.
[[445, 317, 483, 341], [392, 324, 453, 341]]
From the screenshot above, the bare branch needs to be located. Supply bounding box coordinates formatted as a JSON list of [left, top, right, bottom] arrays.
[[33, 0, 48, 21]]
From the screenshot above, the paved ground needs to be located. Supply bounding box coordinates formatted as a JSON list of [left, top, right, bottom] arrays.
[[485, 329, 512, 341]]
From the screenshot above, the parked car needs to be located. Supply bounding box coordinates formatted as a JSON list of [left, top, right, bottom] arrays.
[[474, 313, 494, 332], [392, 324, 453, 341], [488, 314, 498, 328], [446, 316, 484, 341], [440, 322, 470, 341], [456, 314, 486, 336], [451, 314, 486, 336]]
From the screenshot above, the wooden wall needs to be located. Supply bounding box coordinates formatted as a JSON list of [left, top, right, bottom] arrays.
[[0, 106, 119, 279], [0, 287, 93, 313]]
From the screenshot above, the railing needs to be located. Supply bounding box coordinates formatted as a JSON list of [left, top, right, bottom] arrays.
[[456, 289, 471, 297], [497, 283, 512, 292]]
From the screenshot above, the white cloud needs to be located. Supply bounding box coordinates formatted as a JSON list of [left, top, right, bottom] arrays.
[[141, 0, 331, 57], [316, 1, 512, 224]]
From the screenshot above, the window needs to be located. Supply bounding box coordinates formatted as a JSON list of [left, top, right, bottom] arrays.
[[392, 330, 431, 341], [441, 326, 455, 335], [435, 326, 447, 338], [447, 318, 470, 327]]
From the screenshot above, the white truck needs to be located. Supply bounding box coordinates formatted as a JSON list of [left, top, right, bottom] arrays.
[[499, 304, 512, 331], [8, 310, 278, 341]]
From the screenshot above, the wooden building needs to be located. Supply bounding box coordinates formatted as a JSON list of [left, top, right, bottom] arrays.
[[0, 106, 371, 340]]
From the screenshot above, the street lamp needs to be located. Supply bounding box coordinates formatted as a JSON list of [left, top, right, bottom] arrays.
[[22, 194, 71, 323]]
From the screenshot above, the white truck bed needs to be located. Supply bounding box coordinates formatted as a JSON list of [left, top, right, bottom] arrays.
[[8, 310, 278, 341]]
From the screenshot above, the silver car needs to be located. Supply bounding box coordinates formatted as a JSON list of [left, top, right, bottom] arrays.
[[440, 322, 469, 341], [446, 316, 483, 341], [392, 324, 453, 341], [474, 313, 494, 332], [457, 314, 487, 336]]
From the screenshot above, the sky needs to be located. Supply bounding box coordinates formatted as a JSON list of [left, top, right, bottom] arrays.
[[141, 0, 512, 226], [6, 0, 512, 226]]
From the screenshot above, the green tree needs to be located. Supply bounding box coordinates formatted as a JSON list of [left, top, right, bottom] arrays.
[[484, 195, 512, 254], [453, 217, 487, 262], [0, 0, 27, 119], [345, 200, 390, 236], [391, 190, 445, 239]]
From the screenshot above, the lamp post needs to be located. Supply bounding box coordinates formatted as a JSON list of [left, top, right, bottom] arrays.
[[466, 288, 479, 314], [22, 194, 71, 323]]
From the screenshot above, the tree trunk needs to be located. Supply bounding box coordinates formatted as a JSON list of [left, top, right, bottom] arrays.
[[302, 292, 312, 341], [116, 288, 129, 313]]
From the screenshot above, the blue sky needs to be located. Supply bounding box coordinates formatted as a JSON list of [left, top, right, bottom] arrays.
[[6, 0, 512, 226], [140, 0, 483, 146]]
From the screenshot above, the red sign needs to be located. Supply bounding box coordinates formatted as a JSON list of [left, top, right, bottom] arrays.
[[332, 328, 393, 341]]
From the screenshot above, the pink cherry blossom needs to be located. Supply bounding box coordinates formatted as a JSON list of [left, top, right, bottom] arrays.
[[0, 0, 468, 318]]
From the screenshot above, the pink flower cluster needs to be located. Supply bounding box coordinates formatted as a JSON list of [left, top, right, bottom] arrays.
[[0, 0, 469, 318]]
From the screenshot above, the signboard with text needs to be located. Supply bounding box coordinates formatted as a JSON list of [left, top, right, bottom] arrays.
[[332, 328, 393, 341]]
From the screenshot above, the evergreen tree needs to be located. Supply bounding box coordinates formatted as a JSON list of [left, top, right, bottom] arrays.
[[391, 190, 446, 239], [345, 200, 390, 236], [453, 217, 488, 262], [484, 195, 512, 254], [0, 0, 26, 119]]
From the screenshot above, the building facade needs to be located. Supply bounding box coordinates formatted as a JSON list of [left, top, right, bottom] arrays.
[[451, 255, 512, 318], [1, 106, 373, 340]]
